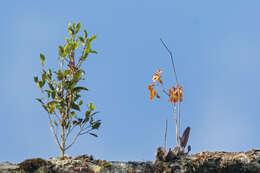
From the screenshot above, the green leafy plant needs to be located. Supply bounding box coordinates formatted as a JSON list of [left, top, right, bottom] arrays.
[[34, 22, 101, 158]]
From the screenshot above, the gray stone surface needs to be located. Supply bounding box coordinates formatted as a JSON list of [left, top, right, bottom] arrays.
[[1, 150, 260, 172], [0, 162, 19, 171]]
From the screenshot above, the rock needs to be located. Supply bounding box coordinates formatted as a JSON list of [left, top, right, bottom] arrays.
[[0, 162, 19, 172], [2, 150, 260, 172]]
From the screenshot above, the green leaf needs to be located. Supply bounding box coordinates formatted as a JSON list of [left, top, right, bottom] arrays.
[[64, 44, 70, 54], [55, 104, 61, 109], [42, 71, 46, 83], [73, 94, 81, 101], [88, 102, 95, 111], [49, 107, 55, 114], [37, 81, 44, 88], [36, 98, 44, 104], [57, 69, 63, 81], [76, 23, 81, 33], [79, 36, 84, 45], [77, 118, 83, 124], [86, 42, 91, 54], [89, 133, 98, 137], [54, 121, 58, 126], [73, 86, 88, 92], [89, 35, 97, 42], [51, 90, 56, 99], [48, 82, 55, 90], [58, 45, 64, 57], [79, 100, 83, 105], [47, 69, 52, 80], [44, 89, 51, 97], [34, 76, 38, 83], [72, 120, 77, 125], [71, 111, 76, 117], [85, 110, 91, 122], [68, 24, 74, 35], [75, 43, 80, 49], [92, 120, 101, 129], [64, 69, 70, 76], [71, 102, 80, 111], [83, 52, 89, 60], [84, 29, 88, 40], [72, 70, 83, 83], [90, 50, 98, 54], [47, 100, 57, 106], [40, 54, 45, 67]]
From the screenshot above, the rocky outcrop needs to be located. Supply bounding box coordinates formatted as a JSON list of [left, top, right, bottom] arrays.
[[1, 150, 260, 173]]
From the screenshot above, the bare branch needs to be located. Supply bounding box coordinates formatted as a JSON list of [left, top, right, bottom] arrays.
[[76, 46, 86, 68], [47, 114, 62, 150], [65, 128, 82, 150], [164, 118, 168, 150], [160, 38, 178, 84], [39, 87, 62, 150]]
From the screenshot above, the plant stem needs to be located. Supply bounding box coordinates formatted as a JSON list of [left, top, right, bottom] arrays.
[[60, 113, 65, 159], [160, 38, 178, 84], [164, 118, 168, 150]]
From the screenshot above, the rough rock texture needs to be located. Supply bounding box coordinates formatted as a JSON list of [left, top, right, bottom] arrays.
[[1, 150, 260, 173]]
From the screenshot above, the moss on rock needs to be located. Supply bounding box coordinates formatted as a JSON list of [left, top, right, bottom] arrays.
[[18, 158, 48, 173]]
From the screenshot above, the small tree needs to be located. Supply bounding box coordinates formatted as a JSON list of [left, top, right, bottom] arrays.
[[34, 22, 101, 158]]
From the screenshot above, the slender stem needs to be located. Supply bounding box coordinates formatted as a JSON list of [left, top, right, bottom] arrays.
[[60, 119, 65, 158], [39, 88, 62, 149], [160, 38, 178, 84], [65, 127, 82, 150], [76, 46, 86, 68], [178, 102, 181, 140], [171, 102, 179, 146], [164, 118, 168, 150], [47, 114, 62, 150]]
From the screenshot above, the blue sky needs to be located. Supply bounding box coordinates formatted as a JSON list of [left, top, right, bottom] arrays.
[[1, 0, 260, 163]]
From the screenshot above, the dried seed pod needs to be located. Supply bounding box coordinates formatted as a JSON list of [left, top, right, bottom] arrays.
[[181, 126, 190, 149]]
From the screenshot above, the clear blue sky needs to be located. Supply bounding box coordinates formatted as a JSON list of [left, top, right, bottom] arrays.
[[1, 0, 260, 163]]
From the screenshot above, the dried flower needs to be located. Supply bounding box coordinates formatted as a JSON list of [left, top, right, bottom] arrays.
[[148, 84, 159, 100], [168, 85, 183, 103], [152, 69, 163, 84]]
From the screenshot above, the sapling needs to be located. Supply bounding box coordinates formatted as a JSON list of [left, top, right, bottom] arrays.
[[34, 22, 101, 158], [148, 38, 190, 155]]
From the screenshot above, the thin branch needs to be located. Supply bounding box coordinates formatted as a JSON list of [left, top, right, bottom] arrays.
[[80, 128, 94, 135], [39, 87, 62, 149], [171, 102, 180, 147], [65, 124, 76, 143], [47, 114, 62, 150], [178, 102, 181, 139], [160, 38, 178, 84], [65, 127, 82, 150], [76, 46, 86, 68], [164, 118, 168, 150]]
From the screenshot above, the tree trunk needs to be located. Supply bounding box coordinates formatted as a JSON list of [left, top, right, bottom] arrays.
[[60, 123, 65, 159]]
